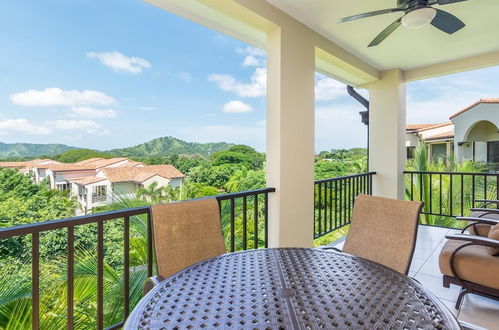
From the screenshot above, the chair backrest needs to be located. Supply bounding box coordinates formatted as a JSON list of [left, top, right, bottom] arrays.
[[343, 194, 423, 274], [151, 198, 226, 279]]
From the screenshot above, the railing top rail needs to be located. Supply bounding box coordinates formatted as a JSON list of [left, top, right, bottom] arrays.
[[0, 187, 277, 239], [0, 206, 151, 239], [403, 170, 499, 176], [315, 172, 376, 184], [215, 187, 276, 201]]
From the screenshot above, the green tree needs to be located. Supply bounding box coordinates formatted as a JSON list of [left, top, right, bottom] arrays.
[[55, 149, 111, 163]]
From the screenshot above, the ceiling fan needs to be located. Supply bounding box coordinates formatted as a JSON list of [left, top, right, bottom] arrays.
[[338, 0, 467, 47]]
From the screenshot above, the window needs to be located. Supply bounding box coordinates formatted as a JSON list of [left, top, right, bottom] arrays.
[[487, 141, 499, 163], [78, 185, 85, 196], [56, 183, 68, 191], [407, 147, 415, 159], [93, 185, 107, 196]]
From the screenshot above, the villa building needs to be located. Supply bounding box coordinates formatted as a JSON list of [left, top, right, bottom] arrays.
[[0, 157, 185, 213], [70, 165, 185, 213], [406, 98, 499, 162]]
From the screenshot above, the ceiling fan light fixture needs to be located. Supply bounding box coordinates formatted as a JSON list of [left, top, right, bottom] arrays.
[[401, 7, 437, 29]]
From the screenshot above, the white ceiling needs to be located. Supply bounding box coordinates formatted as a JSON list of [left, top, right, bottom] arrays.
[[265, 0, 499, 71]]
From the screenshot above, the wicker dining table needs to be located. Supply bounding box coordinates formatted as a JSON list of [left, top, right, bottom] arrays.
[[125, 248, 460, 329]]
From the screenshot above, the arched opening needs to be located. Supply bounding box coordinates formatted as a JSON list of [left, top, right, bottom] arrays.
[[461, 120, 499, 162]]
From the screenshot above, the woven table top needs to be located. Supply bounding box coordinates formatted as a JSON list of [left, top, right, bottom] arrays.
[[125, 248, 460, 329]]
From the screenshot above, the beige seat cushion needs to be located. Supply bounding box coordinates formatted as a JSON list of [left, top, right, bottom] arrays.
[[488, 224, 499, 256], [439, 239, 499, 290], [467, 223, 492, 237]]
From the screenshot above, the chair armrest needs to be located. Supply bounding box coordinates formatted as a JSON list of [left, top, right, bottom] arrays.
[[445, 234, 499, 248], [455, 217, 499, 225], [474, 199, 499, 204], [470, 208, 499, 215], [317, 246, 342, 252], [143, 275, 164, 296]]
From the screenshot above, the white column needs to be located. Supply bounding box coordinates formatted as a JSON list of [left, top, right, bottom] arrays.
[[266, 26, 315, 248], [368, 69, 406, 200]]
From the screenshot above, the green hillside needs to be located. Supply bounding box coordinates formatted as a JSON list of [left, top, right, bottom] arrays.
[[0, 142, 77, 159], [107, 136, 232, 157]]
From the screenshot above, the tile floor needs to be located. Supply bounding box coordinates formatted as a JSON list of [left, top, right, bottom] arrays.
[[330, 225, 499, 330]]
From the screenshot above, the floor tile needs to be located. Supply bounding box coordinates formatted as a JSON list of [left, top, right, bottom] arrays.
[[418, 259, 442, 277], [458, 294, 499, 330], [409, 257, 426, 274], [412, 246, 434, 260], [437, 298, 459, 317], [414, 273, 461, 302], [416, 237, 444, 251]]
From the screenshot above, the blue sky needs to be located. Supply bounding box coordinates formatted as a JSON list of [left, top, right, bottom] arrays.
[[0, 0, 498, 153]]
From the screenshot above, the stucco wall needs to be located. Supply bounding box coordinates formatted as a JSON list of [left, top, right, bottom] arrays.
[[453, 103, 499, 161]]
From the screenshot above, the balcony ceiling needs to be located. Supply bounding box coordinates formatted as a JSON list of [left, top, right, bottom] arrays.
[[265, 0, 499, 71]]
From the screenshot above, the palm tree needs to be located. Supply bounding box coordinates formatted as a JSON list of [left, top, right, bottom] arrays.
[[136, 182, 165, 205]]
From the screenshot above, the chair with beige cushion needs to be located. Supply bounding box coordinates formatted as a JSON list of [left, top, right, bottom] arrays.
[[457, 199, 499, 236], [144, 198, 226, 293], [439, 223, 499, 309], [326, 194, 423, 275]]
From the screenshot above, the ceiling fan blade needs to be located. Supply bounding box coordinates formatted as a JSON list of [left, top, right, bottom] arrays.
[[368, 17, 402, 47], [431, 8, 465, 34], [338, 8, 404, 23], [436, 0, 468, 5]]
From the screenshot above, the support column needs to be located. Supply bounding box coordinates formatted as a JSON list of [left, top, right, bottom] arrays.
[[368, 69, 406, 200], [266, 26, 315, 248]]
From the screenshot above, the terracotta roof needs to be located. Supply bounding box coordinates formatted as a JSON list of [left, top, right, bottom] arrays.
[[415, 122, 453, 132], [45, 164, 97, 172], [74, 157, 129, 168], [0, 159, 60, 170], [0, 161, 28, 169], [101, 165, 184, 183], [70, 176, 107, 185], [450, 98, 499, 119], [406, 124, 437, 132], [423, 130, 455, 141], [74, 158, 103, 165]]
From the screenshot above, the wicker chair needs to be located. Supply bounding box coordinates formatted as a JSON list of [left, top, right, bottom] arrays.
[[144, 198, 226, 294], [324, 194, 423, 275]]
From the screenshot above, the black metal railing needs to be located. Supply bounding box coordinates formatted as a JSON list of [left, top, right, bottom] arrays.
[[0, 187, 274, 330], [314, 172, 375, 239], [404, 171, 499, 227]]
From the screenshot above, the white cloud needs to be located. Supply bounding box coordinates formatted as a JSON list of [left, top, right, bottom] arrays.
[[222, 100, 253, 113], [208, 67, 267, 98], [407, 77, 497, 124], [0, 119, 51, 136], [236, 46, 266, 67], [70, 107, 117, 118], [86, 51, 151, 74], [140, 106, 157, 111], [315, 76, 347, 101], [177, 72, 193, 83], [50, 120, 110, 136], [10, 88, 115, 107]]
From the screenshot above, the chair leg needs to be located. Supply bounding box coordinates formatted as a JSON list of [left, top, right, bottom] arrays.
[[455, 287, 469, 310]]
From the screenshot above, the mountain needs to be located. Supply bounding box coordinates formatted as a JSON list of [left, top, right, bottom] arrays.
[[0, 142, 77, 158], [107, 136, 232, 157]]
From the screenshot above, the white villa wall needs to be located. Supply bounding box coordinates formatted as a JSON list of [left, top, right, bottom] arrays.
[[169, 177, 184, 188], [112, 182, 138, 199], [406, 133, 419, 147], [50, 170, 96, 189], [142, 175, 171, 189], [453, 103, 499, 161], [417, 124, 453, 140]]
